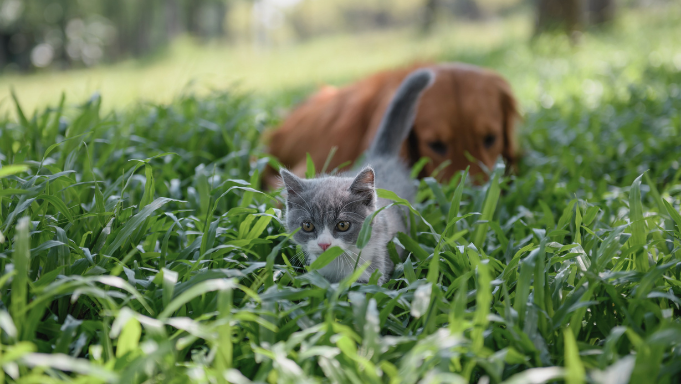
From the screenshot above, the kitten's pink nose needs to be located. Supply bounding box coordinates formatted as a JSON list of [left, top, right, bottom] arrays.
[[318, 243, 331, 251]]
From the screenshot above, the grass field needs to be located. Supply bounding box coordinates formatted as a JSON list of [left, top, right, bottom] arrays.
[[1, 3, 681, 384]]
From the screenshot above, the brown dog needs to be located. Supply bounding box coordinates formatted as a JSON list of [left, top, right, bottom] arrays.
[[263, 62, 518, 188]]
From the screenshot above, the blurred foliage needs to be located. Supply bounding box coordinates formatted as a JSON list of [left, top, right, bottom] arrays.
[[2, 0, 532, 72], [2, 0, 661, 73], [0, 3, 680, 383], [3, 2, 679, 121], [0, 0, 230, 71]]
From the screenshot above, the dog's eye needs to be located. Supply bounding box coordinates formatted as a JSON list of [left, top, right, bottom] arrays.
[[301, 222, 315, 232], [483, 134, 497, 149], [336, 221, 351, 232], [428, 141, 447, 155]]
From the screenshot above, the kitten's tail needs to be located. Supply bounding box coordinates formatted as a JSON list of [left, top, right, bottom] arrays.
[[368, 69, 435, 158]]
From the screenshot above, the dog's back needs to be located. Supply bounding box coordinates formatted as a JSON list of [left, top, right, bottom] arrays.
[[263, 62, 518, 188], [263, 64, 423, 181]]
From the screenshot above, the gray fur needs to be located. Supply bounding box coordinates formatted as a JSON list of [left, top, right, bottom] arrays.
[[281, 69, 435, 285], [368, 69, 435, 158]]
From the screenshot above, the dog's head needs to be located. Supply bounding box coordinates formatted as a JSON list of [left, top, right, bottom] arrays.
[[404, 64, 519, 182]]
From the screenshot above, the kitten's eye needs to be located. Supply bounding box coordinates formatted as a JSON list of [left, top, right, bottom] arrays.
[[336, 221, 351, 232], [301, 222, 315, 232], [428, 141, 447, 156], [483, 134, 497, 149]]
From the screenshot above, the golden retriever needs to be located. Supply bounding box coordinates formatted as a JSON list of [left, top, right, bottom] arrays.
[[263, 62, 519, 188]]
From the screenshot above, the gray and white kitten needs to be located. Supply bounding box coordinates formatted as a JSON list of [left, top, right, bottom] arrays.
[[280, 69, 435, 285]]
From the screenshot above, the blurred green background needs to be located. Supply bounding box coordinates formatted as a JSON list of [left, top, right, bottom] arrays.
[[1, 0, 678, 116]]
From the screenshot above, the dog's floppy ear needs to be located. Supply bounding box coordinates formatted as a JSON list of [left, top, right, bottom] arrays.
[[495, 76, 520, 172]]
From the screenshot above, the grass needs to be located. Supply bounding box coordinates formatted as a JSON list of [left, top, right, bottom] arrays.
[[1, 4, 681, 384]]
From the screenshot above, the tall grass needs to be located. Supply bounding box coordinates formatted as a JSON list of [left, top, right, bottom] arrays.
[[1, 8, 681, 384]]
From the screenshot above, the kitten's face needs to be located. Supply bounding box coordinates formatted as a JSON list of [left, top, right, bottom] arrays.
[[281, 168, 376, 264]]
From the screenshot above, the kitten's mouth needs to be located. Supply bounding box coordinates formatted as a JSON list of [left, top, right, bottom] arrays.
[[306, 247, 346, 264]]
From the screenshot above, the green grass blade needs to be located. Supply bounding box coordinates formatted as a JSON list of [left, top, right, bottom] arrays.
[[538, 199, 556, 229], [564, 327, 585, 384], [424, 177, 450, 215], [35, 194, 74, 222], [309, 246, 344, 270], [445, 168, 468, 237], [115, 316, 141, 358], [513, 247, 537, 326], [321, 146, 338, 174], [396, 232, 429, 262], [158, 279, 236, 320], [472, 173, 500, 249], [103, 197, 180, 255], [139, 164, 155, 210], [0, 165, 29, 179], [11, 217, 31, 338], [629, 173, 648, 271], [10, 88, 31, 128], [663, 200, 681, 232], [472, 260, 491, 351], [574, 202, 582, 245], [305, 153, 315, 179]]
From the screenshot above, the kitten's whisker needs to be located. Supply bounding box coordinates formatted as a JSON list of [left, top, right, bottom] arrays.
[[291, 250, 308, 269], [335, 252, 347, 280], [336, 256, 343, 281], [346, 250, 371, 270], [321, 209, 338, 223], [339, 211, 366, 220], [302, 250, 312, 267], [287, 208, 309, 215], [287, 201, 313, 216], [339, 198, 366, 213], [342, 252, 357, 273], [342, 253, 353, 280], [287, 189, 314, 216]]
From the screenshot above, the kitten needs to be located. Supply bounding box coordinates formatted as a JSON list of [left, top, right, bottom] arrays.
[[280, 69, 435, 285]]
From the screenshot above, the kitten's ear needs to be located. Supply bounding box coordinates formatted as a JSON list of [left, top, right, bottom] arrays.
[[350, 167, 376, 206], [280, 169, 304, 198]]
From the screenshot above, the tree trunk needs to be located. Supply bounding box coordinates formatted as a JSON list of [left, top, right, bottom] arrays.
[[132, 0, 153, 56], [57, 0, 72, 67], [216, 1, 229, 39], [165, 0, 182, 40], [535, 0, 584, 36], [200, 1, 229, 39], [587, 0, 616, 25], [455, 0, 484, 20], [107, 0, 130, 59], [186, 0, 204, 37], [420, 0, 438, 34], [0, 33, 9, 69]]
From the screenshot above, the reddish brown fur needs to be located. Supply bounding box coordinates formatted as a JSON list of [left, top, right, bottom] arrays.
[[263, 62, 519, 188]]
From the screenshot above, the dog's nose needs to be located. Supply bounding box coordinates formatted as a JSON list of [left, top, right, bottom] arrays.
[[318, 243, 331, 251]]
